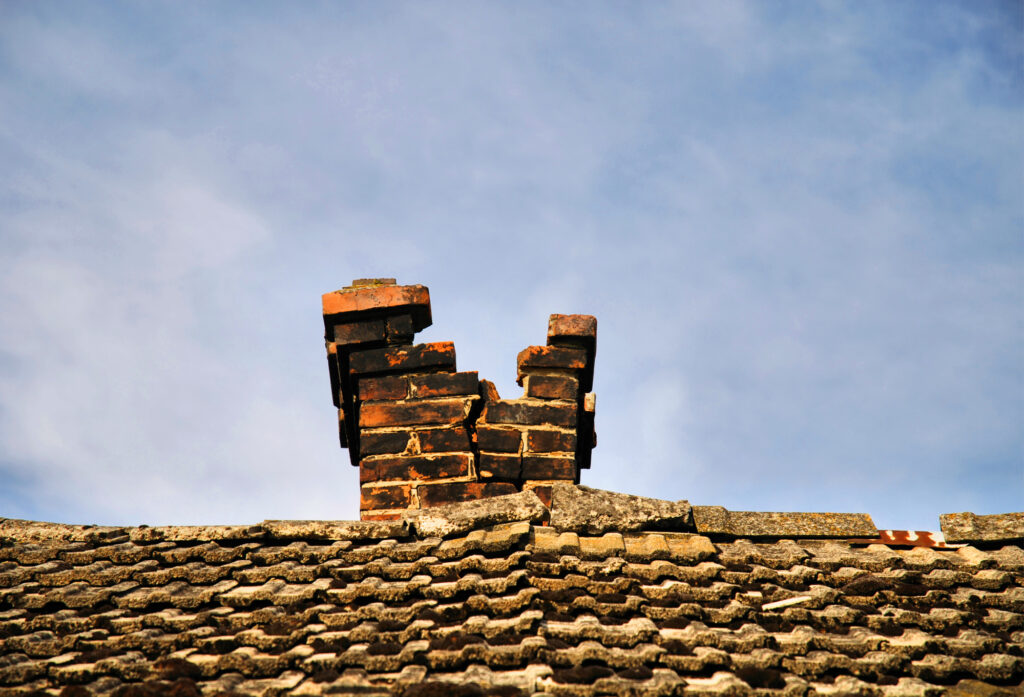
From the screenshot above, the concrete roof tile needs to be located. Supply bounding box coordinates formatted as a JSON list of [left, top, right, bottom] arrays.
[[940, 512, 1024, 544], [1, 497, 1022, 695]]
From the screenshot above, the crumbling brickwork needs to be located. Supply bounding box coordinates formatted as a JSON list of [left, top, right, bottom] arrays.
[[323, 279, 597, 520]]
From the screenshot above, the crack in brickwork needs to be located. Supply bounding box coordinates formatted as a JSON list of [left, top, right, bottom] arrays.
[[322, 280, 597, 520]]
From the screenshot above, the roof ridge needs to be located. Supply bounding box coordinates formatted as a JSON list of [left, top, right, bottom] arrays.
[[4, 490, 1021, 544]]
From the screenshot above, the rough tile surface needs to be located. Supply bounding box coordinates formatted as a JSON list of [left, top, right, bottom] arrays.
[[693, 505, 878, 538], [403, 490, 548, 538], [548, 483, 693, 535], [941, 512, 1024, 543], [0, 493, 1021, 696]]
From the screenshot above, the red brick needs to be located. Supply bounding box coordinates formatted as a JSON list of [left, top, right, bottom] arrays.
[[360, 454, 471, 484], [359, 375, 408, 401], [417, 481, 517, 508], [482, 400, 576, 428], [525, 375, 578, 400], [478, 453, 521, 480], [332, 318, 388, 346], [360, 430, 410, 455], [526, 429, 576, 453], [547, 314, 597, 343], [322, 284, 431, 329], [360, 485, 411, 510], [359, 399, 469, 428], [477, 426, 522, 453], [410, 372, 479, 398], [479, 379, 500, 402], [516, 345, 587, 371], [418, 427, 473, 453], [521, 456, 576, 480], [349, 342, 456, 376], [529, 485, 553, 507]]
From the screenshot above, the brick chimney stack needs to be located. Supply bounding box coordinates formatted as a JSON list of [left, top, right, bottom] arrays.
[[323, 279, 596, 520]]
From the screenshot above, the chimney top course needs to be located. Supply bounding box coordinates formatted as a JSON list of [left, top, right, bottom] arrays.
[[322, 279, 599, 519]]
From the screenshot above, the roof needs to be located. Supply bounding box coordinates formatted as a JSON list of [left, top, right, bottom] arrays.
[[2, 486, 1022, 697]]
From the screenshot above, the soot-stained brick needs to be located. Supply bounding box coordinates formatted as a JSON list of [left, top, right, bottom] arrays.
[[526, 429, 576, 453], [359, 375, 409, 401], [483, 401, 576, 428], [349, 342, 456, 376], [359, 399, 470, 428], [478, 453, 522, 480], [360, 430, 411, 456], [417, 427, 473, 453], [360, 454, 472, 483], [417, 481, 517, 508], [525, 375, 578, 400], [410, 372, 479, 398], [477, 426, 522, 453], [516, 345, 587, 371]]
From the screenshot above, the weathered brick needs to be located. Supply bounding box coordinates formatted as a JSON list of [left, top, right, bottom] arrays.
[[359, 375, 409, 401], [418, 427, 473, 453], [477, 426, 522, 453], [359, 398, 471, 428], [386, 314, 416, 342], [327, 345, 342, 408], [410, 372, 479, 398], [516, 345, 587, 371], [332, 318, 389, 346], [479, 379, 500, 402], [322, 283, 431, 330], [360, 430, 410, 456], [478, 453, 521, 480], [521, 456, 576, 480], [349, 342, 455, 376], [526, 429, 576, 453], [545, 315, 596, 391], [360, 485, 411, 510], [547, 314, 597, 344], [360, 454, 472, 484], [526, 484, 553, 508], [417, 481, 517, 508], [525, 374, 578, 400], [483, 400, 576, 428], [330, 314, 416, 347]]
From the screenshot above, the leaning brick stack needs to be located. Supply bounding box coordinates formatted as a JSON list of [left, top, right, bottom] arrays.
[[478, 313, 598, 506], [323, 279, 597, 520]]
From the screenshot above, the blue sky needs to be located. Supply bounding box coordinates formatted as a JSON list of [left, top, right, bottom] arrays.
[[0, 2, 1020, 529]]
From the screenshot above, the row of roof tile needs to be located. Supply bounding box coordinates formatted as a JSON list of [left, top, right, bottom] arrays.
[[1, 486, 1021, 696]]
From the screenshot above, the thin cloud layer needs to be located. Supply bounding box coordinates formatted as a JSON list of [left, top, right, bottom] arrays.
[[0, 2, 1020, 528]]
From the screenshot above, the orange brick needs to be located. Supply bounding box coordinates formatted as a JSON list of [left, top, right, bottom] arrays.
[[360, 485, 411, 510], [322, 283, 430, 319], [417, 481, 517, 508], [516, 345, 587, 371], [360, 454, 472, 484], [359, 399, 470, 428], [547, 314, 597, 342], [359, 375, 409, 400], [349, 342, 455, 375]]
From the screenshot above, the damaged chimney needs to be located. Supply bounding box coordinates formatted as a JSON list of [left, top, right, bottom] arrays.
[[323, 279, 597, 520]]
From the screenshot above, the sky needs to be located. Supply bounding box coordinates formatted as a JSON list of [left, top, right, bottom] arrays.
[[0, 2, 1021, 530]]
